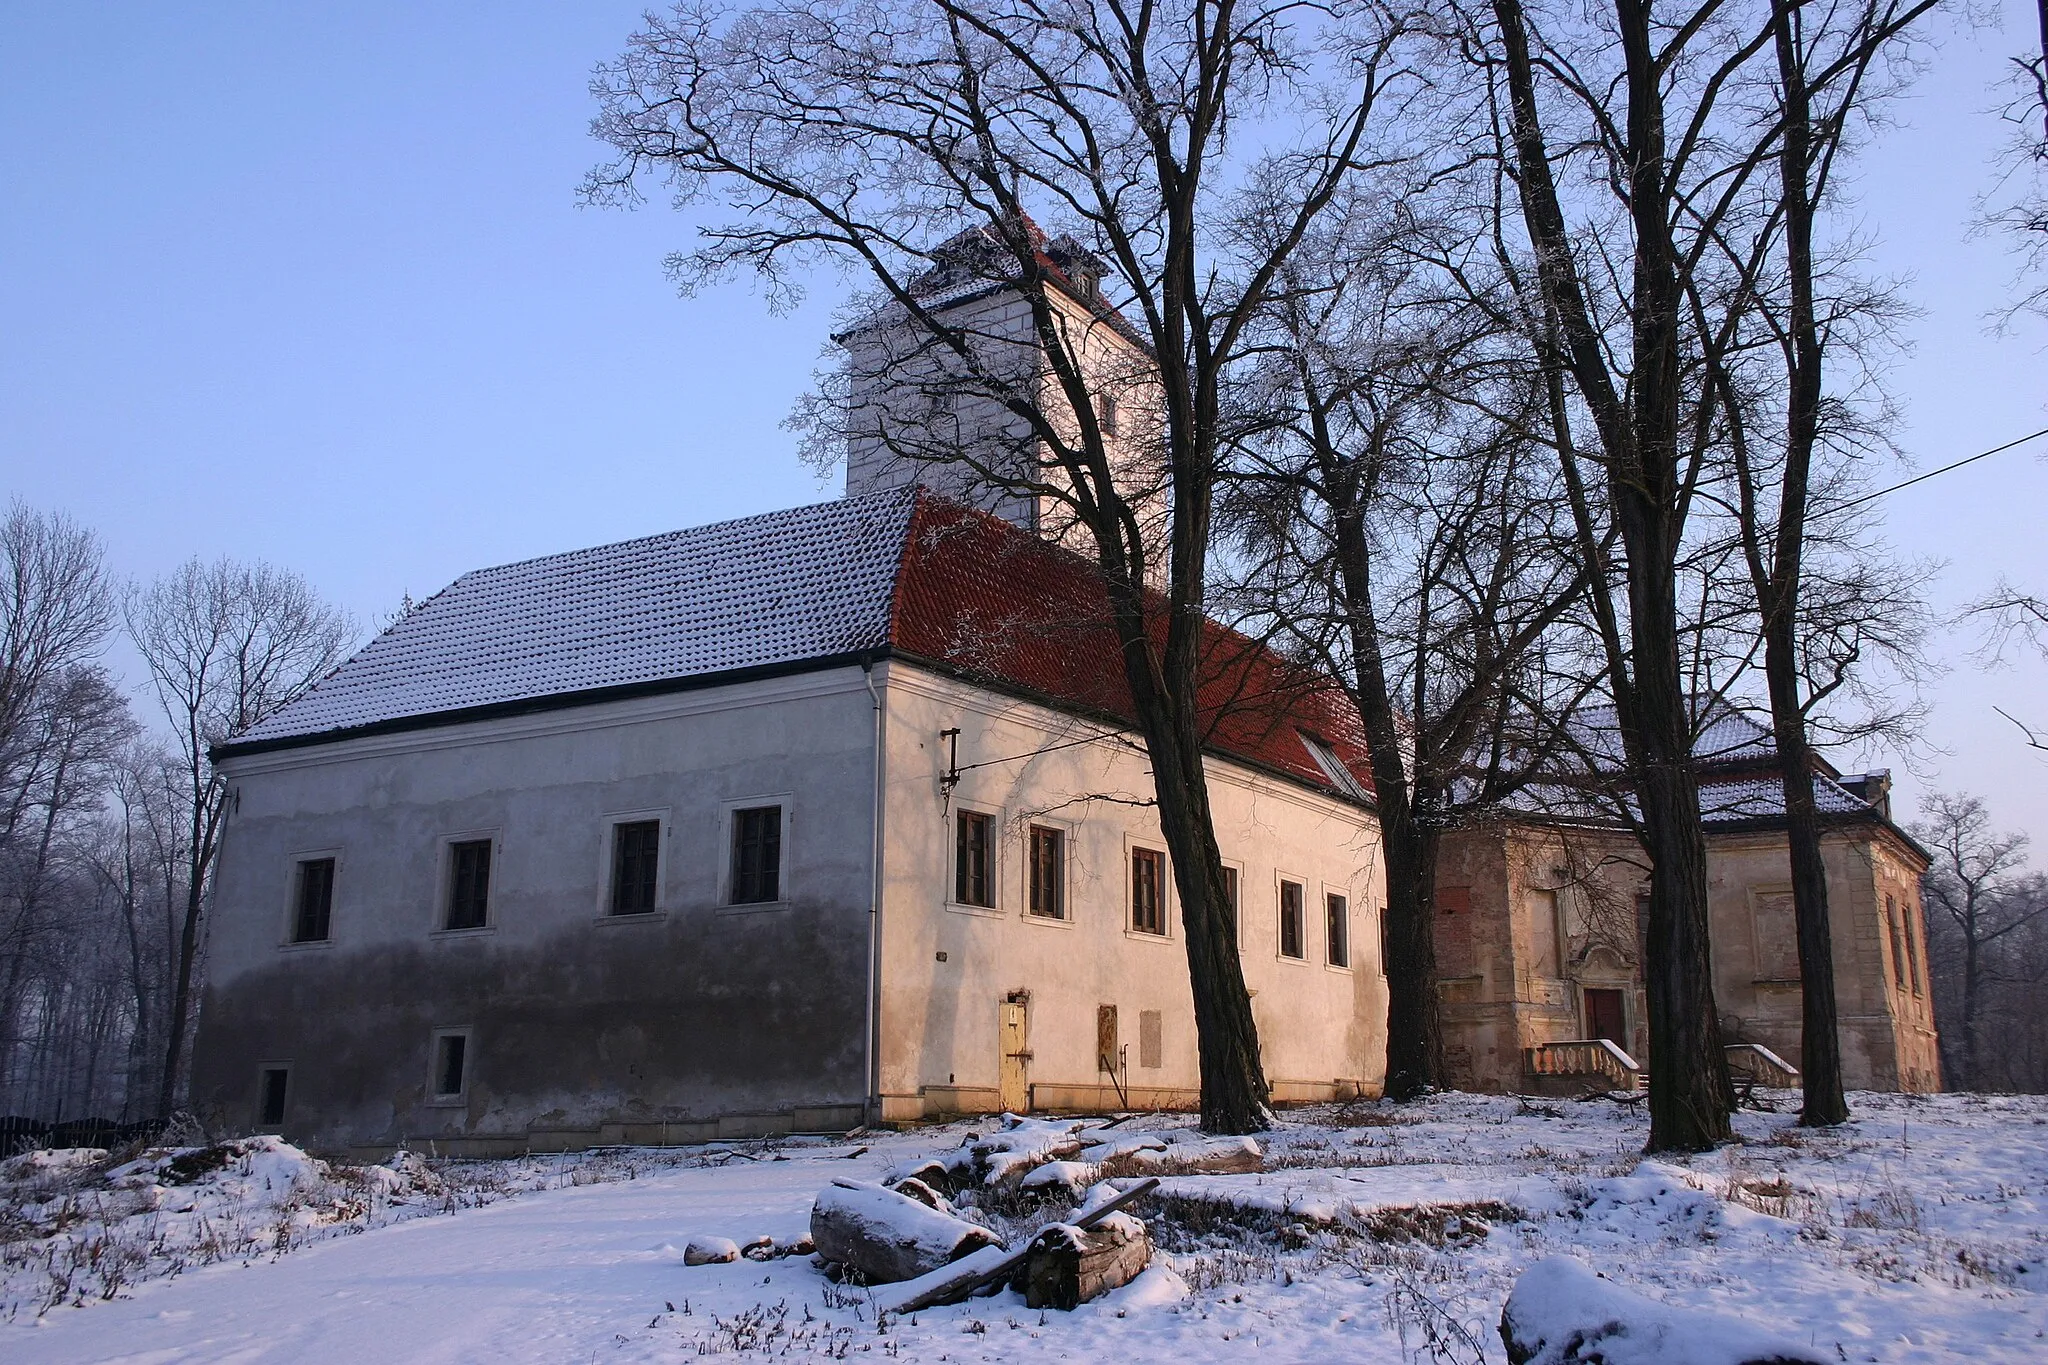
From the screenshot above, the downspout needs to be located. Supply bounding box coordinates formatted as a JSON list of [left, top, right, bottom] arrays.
[[861, 655, 887, 1128]]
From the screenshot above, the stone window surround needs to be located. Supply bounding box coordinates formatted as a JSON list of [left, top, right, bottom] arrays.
[[431, 829, 501, 937], [717, 795, 794, 914], [594, 807, 672, 922], [277, 847, 342, 951]]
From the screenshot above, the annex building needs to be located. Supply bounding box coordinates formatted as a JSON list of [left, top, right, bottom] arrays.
[[1433, 710, 1941, 1095]]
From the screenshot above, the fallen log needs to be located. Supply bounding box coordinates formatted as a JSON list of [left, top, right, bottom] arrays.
[[880, 1176, 1160, 1316], [1023, 1215, 1151, 1310], [811, 1179, 1002, 1285]]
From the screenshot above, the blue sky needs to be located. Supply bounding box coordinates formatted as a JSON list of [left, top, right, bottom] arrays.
[[3, 2, 2043, 843]]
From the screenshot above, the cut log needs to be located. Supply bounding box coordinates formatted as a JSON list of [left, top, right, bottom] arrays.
[[880, 1176, 1160, 1316], [810, 1179, 1002, 1285], [683, 1235, 739, 1266], [1023, 1215, 1151, 1310]]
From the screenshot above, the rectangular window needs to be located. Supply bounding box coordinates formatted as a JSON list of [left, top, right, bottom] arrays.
[[1327, 892, 1350, 967], [1097, 392, 1119, 436], [1279, 880, 1305, 959], [292, 858, 335, 943], [610, 820, 661, 915], [1221, 865, 1240, 941], [730, 805, 782, 905], [1886, 895, 1907, 989], [1903, 898, 1924, 996], [955, 810, 995, 907], [433, 1031, 468, 1099], [444, 840, 492, 930], [1131, 847, 1166, 935], [1028, 826, 1065, 919], [258, 1066, 289, 1126]]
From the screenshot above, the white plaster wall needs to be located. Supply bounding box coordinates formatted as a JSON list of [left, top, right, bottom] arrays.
[[874, 663, 1387, 1115]]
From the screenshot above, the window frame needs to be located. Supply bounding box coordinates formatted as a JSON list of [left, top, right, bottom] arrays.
[[1277, 875, 1308, 962], [1128, 843, 1170, 939], [719, 797, 792, 912], [280, 848, 341, 949], [256, 1062, 291, 1127], [434, 832, 499, 936], [1325, 889, 1351, 970], [598, 810, 668, 920], [1026, 822, 1071, 923], [1220, 860, 1243, 951], [950, 805, 1000, 912], [429, 1027, 472, 1105]]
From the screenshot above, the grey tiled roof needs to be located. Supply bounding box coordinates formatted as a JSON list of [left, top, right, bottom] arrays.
[[1699, 774, 1873, 824], [233, 490, 918, 748]]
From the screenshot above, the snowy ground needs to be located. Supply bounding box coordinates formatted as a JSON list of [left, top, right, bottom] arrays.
[[2, 1090, 2045, 1363]]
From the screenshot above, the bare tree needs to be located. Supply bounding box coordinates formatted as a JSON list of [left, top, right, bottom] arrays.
[[1963, 581, 2048, 750], [1915, 791, 2048, 1089], [1223, 198, 1602, 1099], [127, 559, 351, 1118], [1978, 0, 2048, 324], [587, 0, 1423, 1132], [1462, 0, 1932, 1150]]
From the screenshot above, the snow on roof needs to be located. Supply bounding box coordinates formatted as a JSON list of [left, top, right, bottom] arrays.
[[233, 490, 918, 747], [1698, 774, 1874, 825], [226, 488, 1375, 804]]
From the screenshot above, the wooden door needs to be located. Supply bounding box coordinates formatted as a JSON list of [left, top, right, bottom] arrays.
[[999, 999, 1030, 1113], [1585, 988, 1626, 1045]]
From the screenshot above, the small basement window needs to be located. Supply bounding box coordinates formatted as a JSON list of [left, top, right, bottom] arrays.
[[292, 857, 335, 943], [610, 820, 661, 915], [432, 1031, 469, 1100], [955, 810, 995, 907], [730, 805, 783, 904], [258, 1066, 289, 1126], [1131, 848, 1166, 935], [445, 840, 492, 930]]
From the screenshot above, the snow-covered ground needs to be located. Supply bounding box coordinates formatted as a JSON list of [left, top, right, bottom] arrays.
[[3, 1091, 2044, 1363]]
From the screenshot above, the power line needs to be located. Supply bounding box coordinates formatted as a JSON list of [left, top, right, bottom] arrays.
[[1823, 426, 2048, 514]]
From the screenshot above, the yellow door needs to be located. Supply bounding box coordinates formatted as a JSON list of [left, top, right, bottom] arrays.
[[999, 999, 1030, 1113]]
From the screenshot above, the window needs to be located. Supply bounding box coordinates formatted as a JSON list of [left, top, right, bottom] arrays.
[[1326, 892, 1349, 968], [1886, 895, 1907, 989], [1029, 826, 1065, 919], [1903, 898, 1924, 996], [730, 805, 782, 904], [1298, 731, 1371, 802], [1131, 848, 1166, 935], [444, 840, 492, 930], [292, 858, 335, 943], [432, 1031, 469, 1100], [1279, 880, 1305, 959], [1097, 392, 1119, 436], [610, 820, 661, 915], [955, 810, 995, 907], [1221, 865, 1240, 941], [258, 1066, 289, 1126]]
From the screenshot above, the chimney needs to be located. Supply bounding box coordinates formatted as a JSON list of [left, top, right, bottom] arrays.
[[1840, 770, 1893, 820]]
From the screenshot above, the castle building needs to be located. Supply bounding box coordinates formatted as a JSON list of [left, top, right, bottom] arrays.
[[192, 226, 1388, 1156]]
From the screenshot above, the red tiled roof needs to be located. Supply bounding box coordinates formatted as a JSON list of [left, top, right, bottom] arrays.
[[889, 493, 1375, 800]]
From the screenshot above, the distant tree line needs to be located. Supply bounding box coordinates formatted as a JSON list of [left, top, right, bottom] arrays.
[[0, 502, 349, 1126]]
